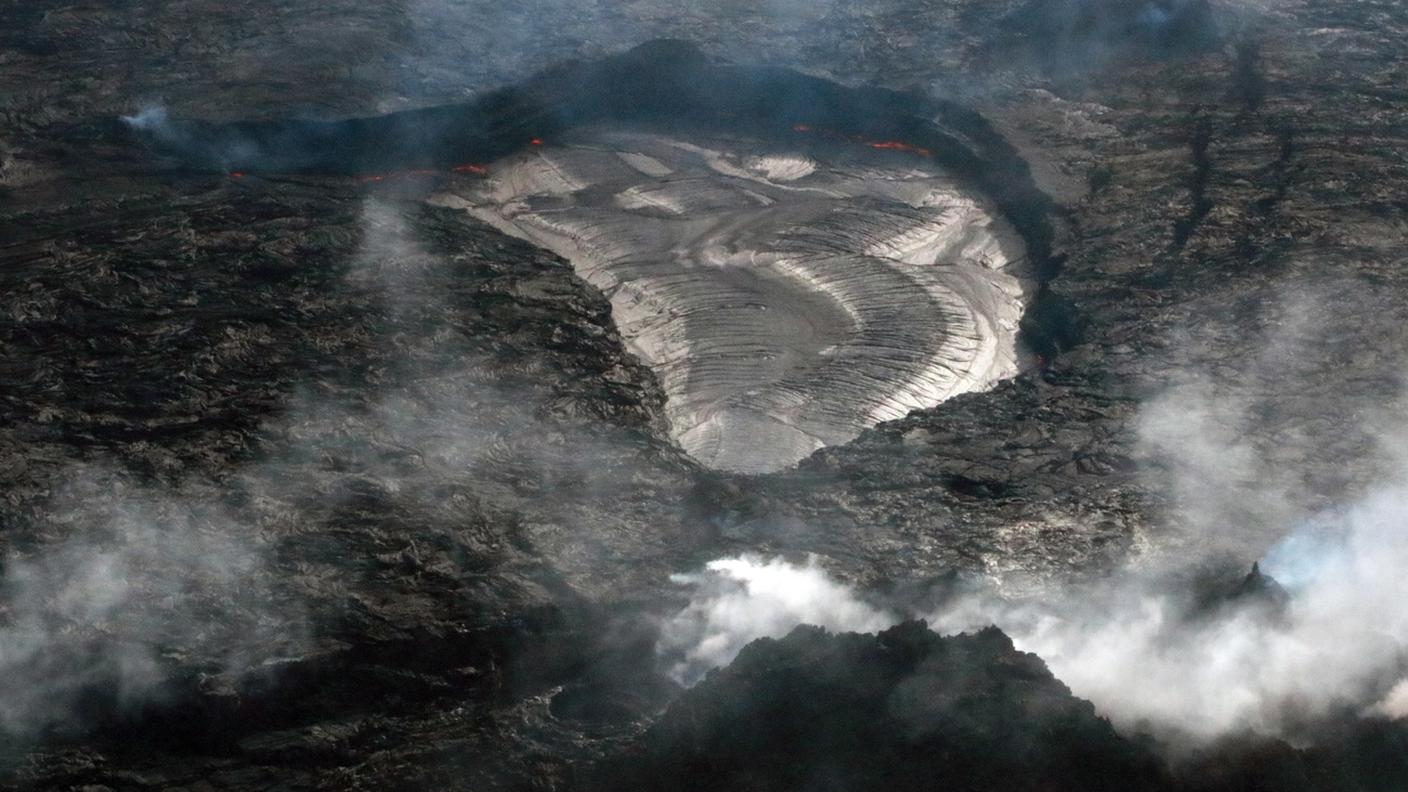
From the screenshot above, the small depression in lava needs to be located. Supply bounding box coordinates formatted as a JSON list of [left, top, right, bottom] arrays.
[[431, 129, 1030, 473], [125, 40, 1049, 474]]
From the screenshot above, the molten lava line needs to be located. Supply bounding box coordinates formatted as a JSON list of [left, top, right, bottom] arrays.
[[358, 167, 442, 183], [868, 140, 933, 158], [357, 163, 493, 183], [224, 137, 542, 181], [792, 124, 933, 159]]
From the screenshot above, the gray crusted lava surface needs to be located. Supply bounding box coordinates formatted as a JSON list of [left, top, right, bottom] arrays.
[[4, 0, 1408, 789], [440, 127, 1028, 473]]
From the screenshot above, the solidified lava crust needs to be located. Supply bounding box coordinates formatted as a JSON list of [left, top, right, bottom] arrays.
[[440, 128, 1030, 472]]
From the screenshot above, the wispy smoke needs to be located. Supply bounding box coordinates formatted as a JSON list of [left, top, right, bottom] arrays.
[[993, 0, 1222, 78], [119, 106, 170, 133], [120, 105, 196, 151], [0, 201, 411, 745], [397, 0, 851, 102], [120, 103, 257, 171], [1, 196, 600, 745], [0, 467, 303, 740]]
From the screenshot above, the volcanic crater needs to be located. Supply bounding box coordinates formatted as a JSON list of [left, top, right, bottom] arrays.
[[434, 129, 1029, 472], [128, 41, 1055, 473], [11, 2, 1408, 789]]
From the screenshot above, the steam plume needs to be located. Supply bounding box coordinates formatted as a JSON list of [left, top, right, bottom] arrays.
[[0, 468, 302, 740], [661, 370, 1408, 742], [1, 198, 569, 744], [657, 555, 895, 684]]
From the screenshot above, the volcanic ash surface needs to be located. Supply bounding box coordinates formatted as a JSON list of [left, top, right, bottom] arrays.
[[432, 129, 1031, 473]]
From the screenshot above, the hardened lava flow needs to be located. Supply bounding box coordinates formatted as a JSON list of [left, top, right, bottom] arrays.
[[434, 130, 1029, 472], [128, 40, 1060, 473]]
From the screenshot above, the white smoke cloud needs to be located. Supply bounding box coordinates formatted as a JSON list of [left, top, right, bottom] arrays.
[[657, 555, 895, 684], [661, 377, 1408, 740], [661, 514, 1408, 741], [925, 473, 1408, 740], [1375, 678, 1408, 719]]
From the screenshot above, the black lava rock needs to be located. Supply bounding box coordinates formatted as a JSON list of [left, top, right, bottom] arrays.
[[595, 621, 1172, 792]]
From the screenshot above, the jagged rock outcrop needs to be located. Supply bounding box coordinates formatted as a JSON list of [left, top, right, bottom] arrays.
[[596, 621, 1172, 791]]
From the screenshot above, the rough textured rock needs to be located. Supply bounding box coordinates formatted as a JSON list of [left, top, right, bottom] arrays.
[[4, 0, 1408, 788], [599, 620, 1172, 791], [598, 620, 1408, 792]]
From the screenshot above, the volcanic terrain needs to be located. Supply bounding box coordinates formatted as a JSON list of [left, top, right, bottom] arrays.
[[4, 0, 1408, 789]]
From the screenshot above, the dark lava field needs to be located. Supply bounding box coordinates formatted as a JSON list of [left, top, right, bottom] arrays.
[[4, 1, 1408, 790]]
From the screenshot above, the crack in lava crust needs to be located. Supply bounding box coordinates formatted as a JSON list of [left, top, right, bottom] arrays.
[[432, 128, 1032, 473]]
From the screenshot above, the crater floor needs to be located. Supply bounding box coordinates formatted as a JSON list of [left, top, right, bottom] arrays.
[[434, 128, 1031, 472]]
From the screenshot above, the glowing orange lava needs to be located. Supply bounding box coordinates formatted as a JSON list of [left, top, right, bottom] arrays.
[[868, 140, 933, 158], [222, 138, 552, 183], [356, 164, 487, 183], [790, 124, 933, 159], [352, 136, 545, 183]]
